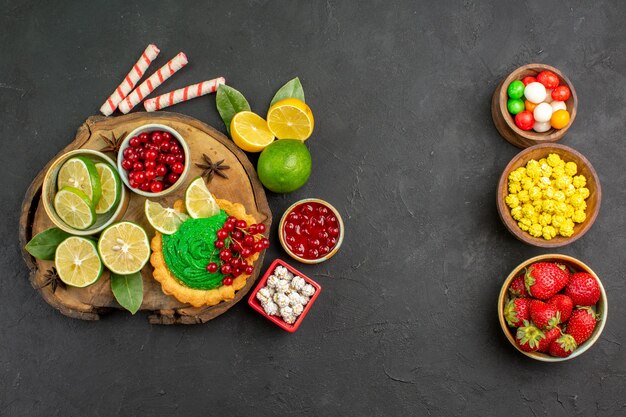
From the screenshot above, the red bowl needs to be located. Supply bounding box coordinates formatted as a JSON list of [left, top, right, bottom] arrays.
[[248, 259, 321, 332]]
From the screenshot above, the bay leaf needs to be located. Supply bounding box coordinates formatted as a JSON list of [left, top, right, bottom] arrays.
[[216, 84, 251, 134], [24, 228, 71, 260], [269, 77, 305, 107], [110, 272, 143, 314]]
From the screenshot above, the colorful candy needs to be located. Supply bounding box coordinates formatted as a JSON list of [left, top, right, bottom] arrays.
[[143, 77, 225, 112], [505, 69, 572, 133], [515, 111, 534, 131], [99, 44, 160, 116]]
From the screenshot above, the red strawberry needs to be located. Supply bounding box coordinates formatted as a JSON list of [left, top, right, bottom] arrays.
[[547, 294, 574, 322], [565, 272, 601, 306], [566, 307, 598, 345], [504, 298, 531, 327], [537, 326, 562, 352], [516, 320, 545, 352], [509, 274, 528, 297], [525, 262, 569, 300], [548, 334, 577, 357], [530, 300, 561, 330]]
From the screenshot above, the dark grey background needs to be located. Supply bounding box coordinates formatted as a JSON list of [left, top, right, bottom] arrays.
[[1, 1, 625, 416]]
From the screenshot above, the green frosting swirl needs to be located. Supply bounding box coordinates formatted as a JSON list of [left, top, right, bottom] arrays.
[[162, 210, 228, 290]]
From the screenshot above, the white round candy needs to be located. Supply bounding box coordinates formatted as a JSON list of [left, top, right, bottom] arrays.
[[551, 101, 566, 112], [524, 82, 547, 104], [533, 121, 552, 133], [533, 102, 553, 123], [544, 89, 554, 103]]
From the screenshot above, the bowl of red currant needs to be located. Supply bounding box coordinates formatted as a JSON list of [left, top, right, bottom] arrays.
[[279, 198, 344, 264], [117, 124, 190, 197]]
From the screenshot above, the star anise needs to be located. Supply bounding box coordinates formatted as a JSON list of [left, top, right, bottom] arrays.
[[100, 131, 128, 154], [38, 267, 64, 293], [195, 154, 230, 183]]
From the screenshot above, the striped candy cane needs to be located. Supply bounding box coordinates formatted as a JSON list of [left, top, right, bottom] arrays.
[[143, 77, 225, 112], [99, 44, 160, 116], [118, 52, 188, 114]]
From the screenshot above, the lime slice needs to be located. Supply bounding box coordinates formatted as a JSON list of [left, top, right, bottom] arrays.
[[54, 187, 96, 230], [55, 236, 103, 287], [57, 156, 102, 205], [94, 162, 121, 214], [98, 222, 151, 275], [184, 177, 220, 218], [145, 200, 189, 235]]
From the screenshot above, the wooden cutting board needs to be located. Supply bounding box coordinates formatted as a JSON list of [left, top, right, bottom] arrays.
[[19, 112, 271, 324]]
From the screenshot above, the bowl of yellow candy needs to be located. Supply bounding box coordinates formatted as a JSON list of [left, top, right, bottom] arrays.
[[497, 144, 601, 248]]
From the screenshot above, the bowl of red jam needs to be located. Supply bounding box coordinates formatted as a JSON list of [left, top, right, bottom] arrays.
[[278, 198, 344, 264]]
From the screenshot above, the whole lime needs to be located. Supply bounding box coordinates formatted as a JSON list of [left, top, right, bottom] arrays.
[[257, 139, 311, 193]]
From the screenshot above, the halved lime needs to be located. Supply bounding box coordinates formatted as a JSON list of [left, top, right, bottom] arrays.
[[95, 162, 121, 214], [55, 236, 103, 287], [184, 177, 220, 218], [57, 156, 102, 205], [54, 187, 96, 230], [145, 200, 189, 235], [98, 221, 150, 275]]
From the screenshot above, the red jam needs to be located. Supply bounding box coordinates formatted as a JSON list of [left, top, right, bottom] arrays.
[[282, 201, 341, 260]]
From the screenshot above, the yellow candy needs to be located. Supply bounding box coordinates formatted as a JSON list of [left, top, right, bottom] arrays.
[[511, 206, 523, 220], [527, 165, 541, 179], [565, 162, 578, 176], [540, 164, 552, 177], [537, 176, 551, 190], [573, 175, 587, 188], [529, 223, 543, 237], [542, 199, 556, 214], [564, 204, 575, 218], [518, 190, 530, 203], [538, 158, 548, 167], [521, 203, 535, 218], [529, 186, 542, 201], [542, 226, 557, 240], [564, 183, 576, 197], [555, 202, 568, 216], [505, 194, 520, 208], [552, 215, 566, 228], [539, 213, 552, 227], [546, 154, 562, 167], [543, 187, 556, 199], [577, 187, 590, 199], [572, 210, 586, 223], [521, 178, 534, 190], [509, 170, 523, 183], [570, 194, 584, 208], [553, 190, 566, 202], [509, 182, 522, 194], [555, 175, 572, 190], [551, 166, 565, 179], [518, 218, 532, 231]]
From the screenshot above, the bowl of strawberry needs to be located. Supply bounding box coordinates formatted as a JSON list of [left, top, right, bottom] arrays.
[[498, 254, 607, 361], [117, 124, 190, 197]]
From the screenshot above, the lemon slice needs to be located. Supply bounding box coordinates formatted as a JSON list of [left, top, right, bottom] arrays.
[[145, 200, 189, 235], [230, 111, 275, 152], [54, 187, 96, 230], [98, 222, 150, 275], [95, 162, 121, 214], [57, 156, 102, 205], [55, 236, 103, 287], [266, 98, 314, 140], [184, 177, 220, 219]]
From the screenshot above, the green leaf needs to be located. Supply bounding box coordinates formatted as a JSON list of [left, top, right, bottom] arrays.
[[270, 77, 305, 107], [216, 84, 251, 134], [110, 272, 143, 314], [25, 228, 71, 260]]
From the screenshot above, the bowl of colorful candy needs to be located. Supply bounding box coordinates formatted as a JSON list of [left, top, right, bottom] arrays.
[[117, 124, 190, 197], [491, 64, 577, 148], [498, 254, 607, 362], [496, 143, 601, 248], [278, 198, 344, 264]]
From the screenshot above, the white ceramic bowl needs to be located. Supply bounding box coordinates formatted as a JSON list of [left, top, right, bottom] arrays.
[[42, 149, 129, 236], [117, 124, 190, 198]]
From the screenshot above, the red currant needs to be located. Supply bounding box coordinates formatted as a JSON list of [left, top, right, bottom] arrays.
[[260, 238, 270, 248], [221, 264, 233, 275], [245, 266, 254, 275], [222, 277, 233, 286], [160, 141, 172, 153], [151, 132, 163, 144], [171, 162, 184, 174], [236, 220, 247, 229], [162, 132, 172, 141], [307, 248, 319, 259], [145, 170, 157, 180], [165, 154, 176, 165], [232, 230, 243, 240], [134, 171, 146, 184], [129, 136, 141, 147], [217, 229, 229, 240], [253, 242, 264, 252], [319, 246, 330, 255], [214, 240, 225, 249], [133, 161, 144, 172], [206, 262, 218, 273], [174, 153, 185, 163], [227, 216, 237, 223], [155, 164, 168, 177], [241, 248, 252, 258], [150, 180, 163, 193], [243, 235, 255, 247], [329, 227, 340, 237], [139, 181, 151, 192], [223, 222, 234, 232], [144, 149, 158, 161], [157, 154, 167, 164], [166, 172, 180, 184], [121, 159, 133, 170], [219, 249, 232, 261], [248, 224, 257, 234], [138, 132, 149, 143], [256, 224, 266, 234], [123, 147, 136, 158], [144, 160, 156, 170]]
